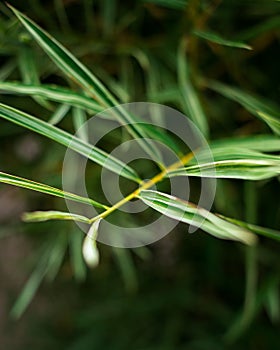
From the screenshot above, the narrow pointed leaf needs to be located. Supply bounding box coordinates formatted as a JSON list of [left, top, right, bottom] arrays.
[[193, 30, 252, 50], [8, 4, 112, 106], [72, 107, 88, 142], [0, 171, 108, 209], [167, 148, 280, 180], [143, 0, 188, 10], [177, 40, 209, 137], [257, 111, 280, 136], [69, 230, 87, 282], [0, 82, 104, 114], [168, 160, 280, 180], [22, 210, 91, 224], [207, 80, 280, 135], [18, 45, 53, 109], [139, 190, 257, 245], [8, 5, 163, 163], [209, 135, 280, 152], [10, 261, 47, 319], [220, 216, 280, 242], [49, 104, 70, 125], [0, 103, 141, 182]]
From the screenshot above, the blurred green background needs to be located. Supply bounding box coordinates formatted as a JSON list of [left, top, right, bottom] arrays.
[[0, 0, 280, 349]]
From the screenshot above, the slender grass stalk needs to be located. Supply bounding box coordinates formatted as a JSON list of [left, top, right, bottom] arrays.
[[88, 152, 195, 223]]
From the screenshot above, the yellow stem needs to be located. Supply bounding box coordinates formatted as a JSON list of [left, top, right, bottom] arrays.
[[89, 151, 194, 223]]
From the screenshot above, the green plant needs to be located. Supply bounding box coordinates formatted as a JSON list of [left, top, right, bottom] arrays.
[[0, 2, 280, 346]]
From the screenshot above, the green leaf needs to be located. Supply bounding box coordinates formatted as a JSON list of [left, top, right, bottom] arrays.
[[72, 107, 88, 142], [209, 134, 280, 152], [10, 259, 47, 319], [0, 82, 104, 114], [49, 103, 71, 125], [8, 4, 112, 106], [139, 190, 257, 245], [0, 103, 141, 183], [8, 5, 163, 163], [46, 232, 68, 282], [18, 45, 53, 109], [22, 210, 91, 224], [10, 233, 68, 318], [0, 171, 108, 209], [220, 215, 280, 242], [207, 80, 280, 135], [257, 111, 280, 136], [193, 30, 252, 50], [177, 39, 209, 137], [69, 230, 87, 282], [112, 247, 138, 292], [143, 0, 188, 10], [167, 148, 280, 180]]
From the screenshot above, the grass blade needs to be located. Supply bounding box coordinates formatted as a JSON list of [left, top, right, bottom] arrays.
[[220, 215, 280, 242], [69, 230, 87, 282], [167, 148, 280, 180], [8, 4, 112, 106], [8, 5, 162, 163], [72, 107, 88, 142], [193, 30, 252, 50], [143, 0, 188, 10], [18, 45, 52, 110], [0, 103, 141, 183], [22, 210, 91, 224], [0, 171, 108, 209], [0, 82, 104, 114], [139, 190, 257, 245], [177, 39, 209, 137], [207, 80, 280, 136], [168, 160, 280, 180], [209, 134, 280, 152], [49, 103, 71, 125], [257, 111, 280, 136], [10, 260, 47, 319]]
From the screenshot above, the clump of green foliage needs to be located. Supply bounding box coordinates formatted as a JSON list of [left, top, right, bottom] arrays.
[[0, 1, 280, 349]]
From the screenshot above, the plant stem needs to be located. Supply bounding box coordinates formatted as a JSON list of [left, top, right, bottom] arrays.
[[89, 151, 194, 223]]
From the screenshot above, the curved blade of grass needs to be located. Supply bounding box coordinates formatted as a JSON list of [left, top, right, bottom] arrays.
[[257, 111, 280, 136], [143, 0, 188, 10], [0, 171, 108, 209], [11, 233, 67, 318], [237, 16, 280, 41], [168, 161, 280, 180], [18, 45, 53, 110], [0, 82, 179, 154], [167, 148, 280, 180], [10, 256, 47, 319], [8, 4, 112, 106], [209, 135, 280, 152], [207, 80, 280, 135], [139, 190, 257, 245], [69, 229, 87, 282], [193, 30, 252, 50], [49, 104, 71, 125], [0, 82, 104, 114], [219, 215, 280, 242], [177, 39, 209, 137], [45, 233, 69, 282], [72, 107, 88, 142], [194, 147, 280, 162], [8, 5, 162, 163], [0, 103, 141, 183], [22, 210, 91, 223]]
